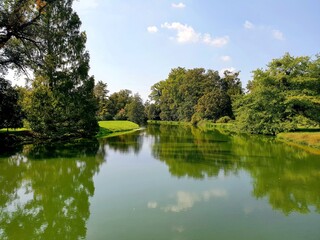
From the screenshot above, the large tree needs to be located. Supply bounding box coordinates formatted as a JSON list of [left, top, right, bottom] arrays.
[[234, 53, 320, 135], [25, 0, 98, 138]]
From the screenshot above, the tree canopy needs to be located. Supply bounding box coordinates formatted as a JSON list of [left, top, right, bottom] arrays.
[[234, 53, 320, 135], [149, 67, 243, 123]]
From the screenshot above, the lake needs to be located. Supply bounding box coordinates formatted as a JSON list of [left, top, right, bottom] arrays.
[[0, 124, 320, 240]]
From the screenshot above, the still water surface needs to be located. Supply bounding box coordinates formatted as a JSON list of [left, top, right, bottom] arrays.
[[0, 125, 320, 239]]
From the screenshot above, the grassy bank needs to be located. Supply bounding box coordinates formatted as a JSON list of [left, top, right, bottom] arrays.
[[277, 132, 320, 153], [147, 120, 191, 126], [97, 121, 140, 138]]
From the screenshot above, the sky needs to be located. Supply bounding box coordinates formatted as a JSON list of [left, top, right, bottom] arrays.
[[16, 0, 320, 101]]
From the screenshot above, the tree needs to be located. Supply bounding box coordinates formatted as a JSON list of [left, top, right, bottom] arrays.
[[25, 0, 98, 138], [149, 67, 241, 122], [106, 89, 132, 118], [0, 77, 23, 129], [234, 53, 320, 135], [145, 102, 160, 120], [194, 89, 233, 122], [125, 93, 146, 125], [94, 81, 109, 120]]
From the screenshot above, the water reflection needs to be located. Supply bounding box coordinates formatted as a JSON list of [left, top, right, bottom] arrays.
[[147, 125, 320, 215], [98, 131, 143, 154], [0, 141, 105, 240], [163, 189, 227, 213]]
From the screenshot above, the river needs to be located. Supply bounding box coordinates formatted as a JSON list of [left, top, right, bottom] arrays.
[[0, 125, 319, 239]]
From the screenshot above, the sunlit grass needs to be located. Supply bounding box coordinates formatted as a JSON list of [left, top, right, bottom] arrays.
[[0, 128, 29, 133], [97, 121, 139, 138], [277, 132, 320, 150]]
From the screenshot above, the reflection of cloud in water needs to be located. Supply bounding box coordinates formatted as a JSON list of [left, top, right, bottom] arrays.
[[172, 225, 185, 233], [6, 180, 34, 213], [147, 201, 158, 209], [162, 189, 227, 213]]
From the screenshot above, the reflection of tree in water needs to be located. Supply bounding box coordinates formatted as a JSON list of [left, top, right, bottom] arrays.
[[233, 135, 320, 215], [147, 125, 239, 179], [147, 125, 320, 215], [0, 140, 105, 240], [99, 131, 143, 154]]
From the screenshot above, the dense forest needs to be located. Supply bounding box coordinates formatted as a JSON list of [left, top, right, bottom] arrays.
[[0, 1, 319, 138]]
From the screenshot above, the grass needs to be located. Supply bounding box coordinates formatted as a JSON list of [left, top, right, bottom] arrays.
[[277, 132, 320, 148], [277, 132, 320, 153], [97, 121, 140, 138], [0, 128, 29, 133]]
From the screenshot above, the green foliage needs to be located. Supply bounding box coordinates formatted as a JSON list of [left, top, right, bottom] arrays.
[[125, 93, 146, 125], [0, 78, 23, 129], [149, 67, 243, 122], [0, 0, 52, 74], [24, 0, 99, 138], [106, 89, 132, 118], [216, 116, 232, 123], [191, 112, 202, 126], [235, 53, 320, 135], [114, 108, 127, 120], [145, 102, 161, 120], [94, 81, 109, 120], [194, 90, 233, 122]]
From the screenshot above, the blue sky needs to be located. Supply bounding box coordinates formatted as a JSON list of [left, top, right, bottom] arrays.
[[72, 0, 319, 100]]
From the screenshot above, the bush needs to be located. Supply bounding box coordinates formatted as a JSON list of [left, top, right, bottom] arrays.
[[216, 116, 232, 123], [191, 112, 202, 126]]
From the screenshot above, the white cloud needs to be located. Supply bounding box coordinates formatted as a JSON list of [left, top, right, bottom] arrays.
[[272, 29, 285, 41], [244, 20, 254, 29], [219, 67, 236, 77], [221, 55, 231, 62], [73, 0, 99, 10], [147, 26, 158, 33], [161, 22, 200, 43], [171, 2, 186, 8], [161, 22, 229, 47], [203, 34, 229, 47]]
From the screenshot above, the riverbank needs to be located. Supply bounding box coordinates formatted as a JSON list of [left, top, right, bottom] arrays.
[[0, 129, 35, 146], [97, 120, 140, 138], [147, 120, 191, 126], [277, 132, 320, 154], [0, 121, 140, 146]]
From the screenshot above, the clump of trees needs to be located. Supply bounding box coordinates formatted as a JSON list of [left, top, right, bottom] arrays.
[[148, 67, 243, 124], [234, 53, 320, 135], [93, 83, 146, 125]]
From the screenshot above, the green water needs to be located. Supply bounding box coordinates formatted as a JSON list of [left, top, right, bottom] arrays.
[[0, 125, 320, 240]]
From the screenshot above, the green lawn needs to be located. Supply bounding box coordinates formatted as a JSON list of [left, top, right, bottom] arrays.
[[97, 121, 140, 138]]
